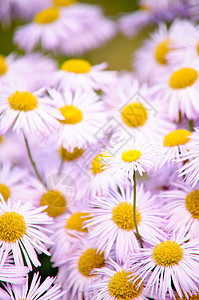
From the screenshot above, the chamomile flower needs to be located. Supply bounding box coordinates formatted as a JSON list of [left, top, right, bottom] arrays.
[[0, 253, 29, 285], [176, 130, 199, 188], [49, 202, 91, 266], [103, 76, 175, 139], [50, 59, 117, 92], [48, 88, 107, 151], [167, 20, 199, 65], [0, 162, 31, 203], [4, 272, 65, 300], [0, 53, 56, 92], [103, 134, 160, 182], [14, 5, 71, 52], [88, 259, 147, 300], [163, 180, 199, 238], [150, 59, 199, 121], [0, 197, 53, 271], [86, 184, 165, 262], [0, 86, 63, 136], [56, 238, 107, 300], [159, 128, 192, 167], [134, 23, 175, 84], [128, 232, 199, 299]]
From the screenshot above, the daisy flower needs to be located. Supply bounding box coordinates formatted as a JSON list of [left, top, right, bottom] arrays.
[[163, 180, 199, 238], [103, 76, 175, 140], [75, 146, 124, 198], [0, 197, 53, 271], [50, 59, 117, 92], [103, 133, 160, 182], [88, 259, 148, 300], [55, 1, 116, 55], [0, 162, 31, 203], [150, 59, 199, 122], [86, 183, 165, 262], [48, 88, 107, 151], [49, 202, 91, 266], [167, 20, 199, 65], [134, 23, 175, 84], [128, 232, 199, 299], [0, 86, 63, 137], [177, 128, 199, 187], [0, 253, 29, 285], [158, 128, 192, 167], [56, 238, 107, 300], [0, 53, 56, 92], [4, 272, 65, 300], [14, 5, 72, 52]]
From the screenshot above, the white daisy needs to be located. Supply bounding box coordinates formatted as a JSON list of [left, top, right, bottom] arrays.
[[0, 197, 53, 271], [176, 128, 199, 187], [13, 5, 72, 52], [150, 59, 199, 122], [56, 238, 107, 300], [0, 253, 29, 285], [103, 133, 161, 182], [0, 52, 56, 92], [86, 183, 165, 262], [162, 180, 199, 238], [0, 86, 63, 136], [103, 75, 175, 140], [134, 23, 175, 84], [166, 20, 199, 65], [48, 88, 107, 151], [88, 259, 148, 300], [158, 128, 192, 167], [128, 232, 199, 299], [0, 162, 31, 203], [50, 59, 117, 92], [49, 202, 91, 266], [4, 272, 65, 300]]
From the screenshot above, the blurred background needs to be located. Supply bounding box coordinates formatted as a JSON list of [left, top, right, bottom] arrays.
[[0, 0, 153, 71]]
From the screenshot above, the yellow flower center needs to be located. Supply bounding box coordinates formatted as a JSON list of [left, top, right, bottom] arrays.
[[78, 248, 105, 277], [152, 240, 184, 266], [0, 55, 8, 76], [91, 153, 107, 175], [0, 184, 11, 202], [8, 91, 38, 111], [121, 149, 141, 163], [163, 129, 191, 147], [59, 146, 84, 161], [0, 212, 26, 243], [112, 202, 141, 231], [108, 270, 143, 300], [65, 212, 91, 232], [34, 7, 59, 24], [121, 102, 148, 128], [169, 67, 198, 89], [155, 39, 171, 65], [59, 104, 83, 124], [53, 0, 76, 6], [0, 136, 3, 143], [185, 190, 199, 220], [40, 190, 66, 217], [60, 59, 91, 73]]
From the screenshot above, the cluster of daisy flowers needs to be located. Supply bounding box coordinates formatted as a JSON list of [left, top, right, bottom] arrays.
[[1, 1, 199, 300]]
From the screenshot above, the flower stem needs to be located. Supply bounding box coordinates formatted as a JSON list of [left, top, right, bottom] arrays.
[[188, 120, 193, 132], [23, 133, 47, 187], [133, 170, 143, 248]]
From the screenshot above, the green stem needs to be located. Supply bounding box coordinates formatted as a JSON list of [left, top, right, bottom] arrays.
[[188, 120, 193, 132], [58, 157, 65, 174], [133, 170, 143, 248], [23, 133, 47, 188]]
